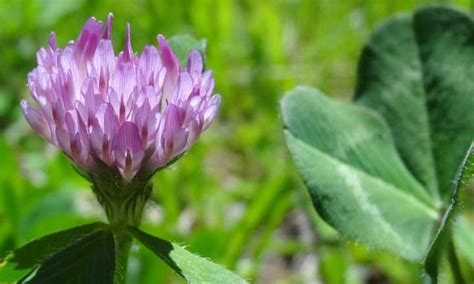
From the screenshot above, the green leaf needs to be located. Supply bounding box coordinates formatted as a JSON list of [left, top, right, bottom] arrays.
[[424, 143, 474, 282], [354, 14, 438, 199], [128, 227, 247, 283], [281, 87, 438, 260], [0, 222, 105, 282], [413, 7, 474, 199], [355, 7, 474, 200], [21, 229, 115, 284], [168, 34, 207, 67]]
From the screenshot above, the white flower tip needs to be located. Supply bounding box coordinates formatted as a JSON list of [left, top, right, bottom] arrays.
[[48, 32, 57, 49], [103, 13, 114, 40], [20, 100, 28, 110], [157, 34, 166, 43], [124, 23, 134, 60]]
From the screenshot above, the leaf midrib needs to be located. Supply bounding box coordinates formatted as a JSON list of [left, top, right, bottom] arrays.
[[410, 13, 440, 204], [286, 130, 439, 219]]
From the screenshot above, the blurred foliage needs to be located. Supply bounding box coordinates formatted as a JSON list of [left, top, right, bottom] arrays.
[[0, 0, 473, 283]]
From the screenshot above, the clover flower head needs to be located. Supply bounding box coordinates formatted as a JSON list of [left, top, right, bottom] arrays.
[[22, 13, 220, 181]]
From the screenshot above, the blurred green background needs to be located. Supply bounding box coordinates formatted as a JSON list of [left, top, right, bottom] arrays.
[[0, 0, 472, 283]]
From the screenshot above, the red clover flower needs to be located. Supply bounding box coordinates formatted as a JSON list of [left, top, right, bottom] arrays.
[[22, 14, 220, 182]]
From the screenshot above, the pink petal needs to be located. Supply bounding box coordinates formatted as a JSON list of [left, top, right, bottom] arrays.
[[186, 49, 203, 74], [157, 35, 180, 73], [173, 72, 194, 103], [138, 45, 161, 87], [55, 127, 71, 155], [21, 100, 51, 140], [114, 121, 143, 153], [171, 128, 188, 156], [163, 104, 183, 134], [74, 17, 103, 61], [103, 103, 119, 136], [92, 40, 115, 75], [48, 32, 57, 50], [122, 23, 134, 62], [113, 122, 144, 180], [90, 122, 103, 153], [158, 35, 180, 102], [64, 111, 77, 134], [111, 59, 136, 102], [203, 95, 221, 129], [200, 70, 215, 97], [102, 13, 114, 40]]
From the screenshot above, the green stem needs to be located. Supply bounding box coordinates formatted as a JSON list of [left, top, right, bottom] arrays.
[[114, 230, 133, 284], [88, 165, 154, 283]]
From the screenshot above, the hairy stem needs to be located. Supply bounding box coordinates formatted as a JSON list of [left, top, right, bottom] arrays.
[[88, 164, 154, 283], [113, 230, 133, 284]]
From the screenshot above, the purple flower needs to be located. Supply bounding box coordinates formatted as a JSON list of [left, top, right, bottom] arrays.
[[22, 14, 220, 181]]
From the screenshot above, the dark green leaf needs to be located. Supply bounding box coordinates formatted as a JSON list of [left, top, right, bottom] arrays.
[[354, 14, 438, 199], [128, 227, 247, 283], [168, 34, 207, 67], [0, 222, 105, 282], [355, 7, 474, 200], [282, 87, 438, 260], [21, 229, 115, 284], [413, 7, 474, 199]]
